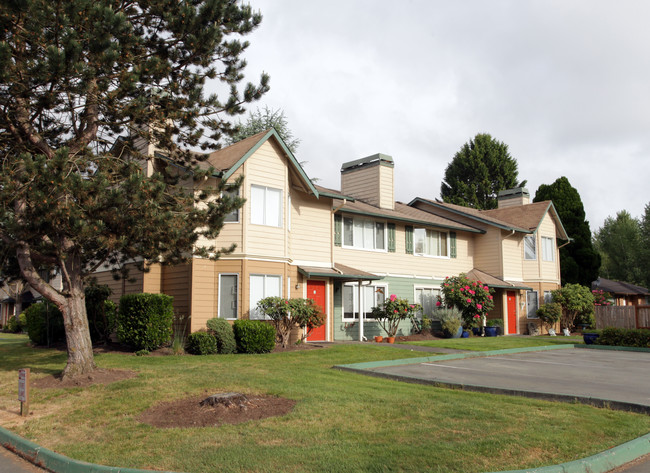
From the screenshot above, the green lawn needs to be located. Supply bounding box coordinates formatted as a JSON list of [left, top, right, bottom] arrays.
[[402, 335, 583, 351], [1, 334, 648, 473]]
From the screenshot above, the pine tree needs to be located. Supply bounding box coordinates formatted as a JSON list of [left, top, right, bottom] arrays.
[[227, 106, 300, 153], [533, 177, 600, 286], [0, 0, 269, 379], [594, 211, 643, 286], [441, 133, 526, 210]]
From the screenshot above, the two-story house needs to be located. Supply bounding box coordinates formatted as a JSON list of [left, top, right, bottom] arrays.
[[93, 129, 569, 340]]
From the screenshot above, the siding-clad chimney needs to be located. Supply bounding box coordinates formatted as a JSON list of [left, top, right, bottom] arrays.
[[340, 154, 394, 210], [497, 187, 530, 208]]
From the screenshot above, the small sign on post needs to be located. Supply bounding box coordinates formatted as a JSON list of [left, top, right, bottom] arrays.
[[18, 368, 30, 417]]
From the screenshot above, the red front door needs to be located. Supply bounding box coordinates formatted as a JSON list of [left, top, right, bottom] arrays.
[[507, 291, 517, 335], [306, 280, 326, 342]]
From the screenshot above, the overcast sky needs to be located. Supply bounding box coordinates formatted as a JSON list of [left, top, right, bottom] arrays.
[[232, 0, 649, 233]]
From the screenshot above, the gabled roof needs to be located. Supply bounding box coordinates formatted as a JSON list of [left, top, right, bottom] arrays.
[[592, 277, 649, 296], [203, 128, 319, 198], [334, 199, 484, 233], [466, 268, 532, 291], [408, 198, 570, 240]]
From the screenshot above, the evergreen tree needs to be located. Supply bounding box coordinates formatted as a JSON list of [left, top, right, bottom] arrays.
[[594, 211, 643, 286], [227, 106, 300, 153], [640, 203, 650, 289], [441, 133, 526, 210], [0, 0, 269, 379], [533, 177, 600, 286]]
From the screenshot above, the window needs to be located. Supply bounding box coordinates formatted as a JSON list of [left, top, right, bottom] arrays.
[[524, 235, 537, 260], [415, 287, 441, 319], [543, 291, 553, 304], [218, 274, 238, 319], [414, 228, 448, 257], [223, 188, 240, 223], [251, 185, 282, 227], [342, 284, 386, 321], [249, 274, 282, 320], [343, 217, 386, 250], [542, 237, 554, 262], [526, 291, 539, 318]]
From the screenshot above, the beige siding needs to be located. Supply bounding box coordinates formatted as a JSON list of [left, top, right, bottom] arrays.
[[93, 264, 144, 303], [142, 264, 162, 293], [189, 259, 217, 331], [523, 213, 561, 284], [244, 141, 288, 259], [341, 165, 380, 206], [162, 264, 191, 319], [473, 228, 502, 276], [501, 232, 523, 281], [289, 191, 332, 263], [378, 164, 394, 210], [334, 223, 474, 278], [242, 260, 288, 319]]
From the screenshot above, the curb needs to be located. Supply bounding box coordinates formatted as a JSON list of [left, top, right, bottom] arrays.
[[0, 425, 180, 473]]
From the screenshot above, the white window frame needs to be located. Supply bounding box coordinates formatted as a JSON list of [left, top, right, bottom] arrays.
[[342, 283, 387, 321], [526, 291, 539, 319], [543, 291, 553, 304], [413, 228, 449, 258], [250, 184, 282, 227], [249, 274, 282, 320], [222, 188, 240, 223], [541, 237, 555, 262], [218, 273, 239, 320], [524, 235, 537, 260], [414, 286, 441, 320], [342, 217, 387, 252]]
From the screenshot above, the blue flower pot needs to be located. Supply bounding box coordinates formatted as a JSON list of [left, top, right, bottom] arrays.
[[461, 330, 469, 338], [484, 326, 498, 337], [583, 333, 599, 345]]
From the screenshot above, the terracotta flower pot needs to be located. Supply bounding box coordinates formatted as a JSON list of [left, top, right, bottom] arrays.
[[386, 336, 395, 344], [374, 336, 383, 343]]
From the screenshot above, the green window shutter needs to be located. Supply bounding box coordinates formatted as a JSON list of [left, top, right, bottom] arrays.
[[387, 223, 396, 252], [450, 231, 457, 258], [405, 225, 414, 254], [334, 214, 342, 246]]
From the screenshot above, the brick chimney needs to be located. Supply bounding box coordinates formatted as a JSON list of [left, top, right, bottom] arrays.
[[340, 154, 394, 210], [497, 187, 530, 209]]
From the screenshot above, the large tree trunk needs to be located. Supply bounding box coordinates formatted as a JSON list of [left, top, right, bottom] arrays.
[[60, 289, 96, 379]]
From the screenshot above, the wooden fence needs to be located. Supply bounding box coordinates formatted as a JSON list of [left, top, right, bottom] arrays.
[[594, 305, 650, 329]]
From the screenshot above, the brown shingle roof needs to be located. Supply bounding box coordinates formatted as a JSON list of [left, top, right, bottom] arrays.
[[592, 277, 649, 295], [482, 201, 553, 232], [337, 199, 482, 233], [201, 130, 270, 173]]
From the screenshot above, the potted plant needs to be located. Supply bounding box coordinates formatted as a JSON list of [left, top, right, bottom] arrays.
[[371, 295, 421, 343], [485, 319, 502, 337], [438, 307, 463, 338]]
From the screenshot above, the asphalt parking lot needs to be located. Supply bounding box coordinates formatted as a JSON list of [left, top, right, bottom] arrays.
[[368, 347, 650, 409]]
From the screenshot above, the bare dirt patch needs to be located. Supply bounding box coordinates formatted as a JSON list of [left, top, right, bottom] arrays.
[[138, 391, 296, 428], [32, 369, 138, 389]]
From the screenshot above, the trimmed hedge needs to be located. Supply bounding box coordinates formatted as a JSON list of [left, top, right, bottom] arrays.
[[596, 327, 650, 348], [206, 318, 237, 354], [186, 330, 219, 355], [85, 283, 117, 343], [116, 293, 174, 351], [25, 302, 64, 345], [233, 319, 275, 354]]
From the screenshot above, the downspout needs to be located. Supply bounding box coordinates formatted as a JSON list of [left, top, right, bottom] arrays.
[[358, 279, 366, 342]]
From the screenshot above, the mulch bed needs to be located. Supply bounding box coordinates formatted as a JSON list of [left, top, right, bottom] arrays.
[[138, 392, 297, 428]]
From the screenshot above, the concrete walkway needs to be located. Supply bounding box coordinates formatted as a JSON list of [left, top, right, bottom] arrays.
[[0, 446, 45, 473]]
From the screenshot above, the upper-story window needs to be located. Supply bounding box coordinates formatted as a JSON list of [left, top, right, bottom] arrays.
[[251, 185, 282, 227], [542, 237, 555, 262], [414, 228, 448, 257], [343, 217, 386, 251], [524, 235, 536, 260], [223, 188, 240, 223]]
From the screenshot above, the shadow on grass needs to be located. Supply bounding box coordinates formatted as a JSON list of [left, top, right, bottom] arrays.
[[0, 335, 66, 375]]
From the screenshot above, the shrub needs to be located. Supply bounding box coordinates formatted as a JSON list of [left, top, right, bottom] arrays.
[[186, 330, 219, 355], [597, 327, 650, 348], [536, 302, 562, 331], [371, 294, 421, 338], [25, 302, 65, 345], [6, 315, 21, 333], [486, 318, 503, 327], [233, 319, 275, 354], [441, 274, 494, 328], [85, 282, 116, 343], [551, 284, 594, 330], [116, 293, 174, 351], [206, 318, 237, 354], [438, 307, 462, 338], [255, 297, 325, 347]]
